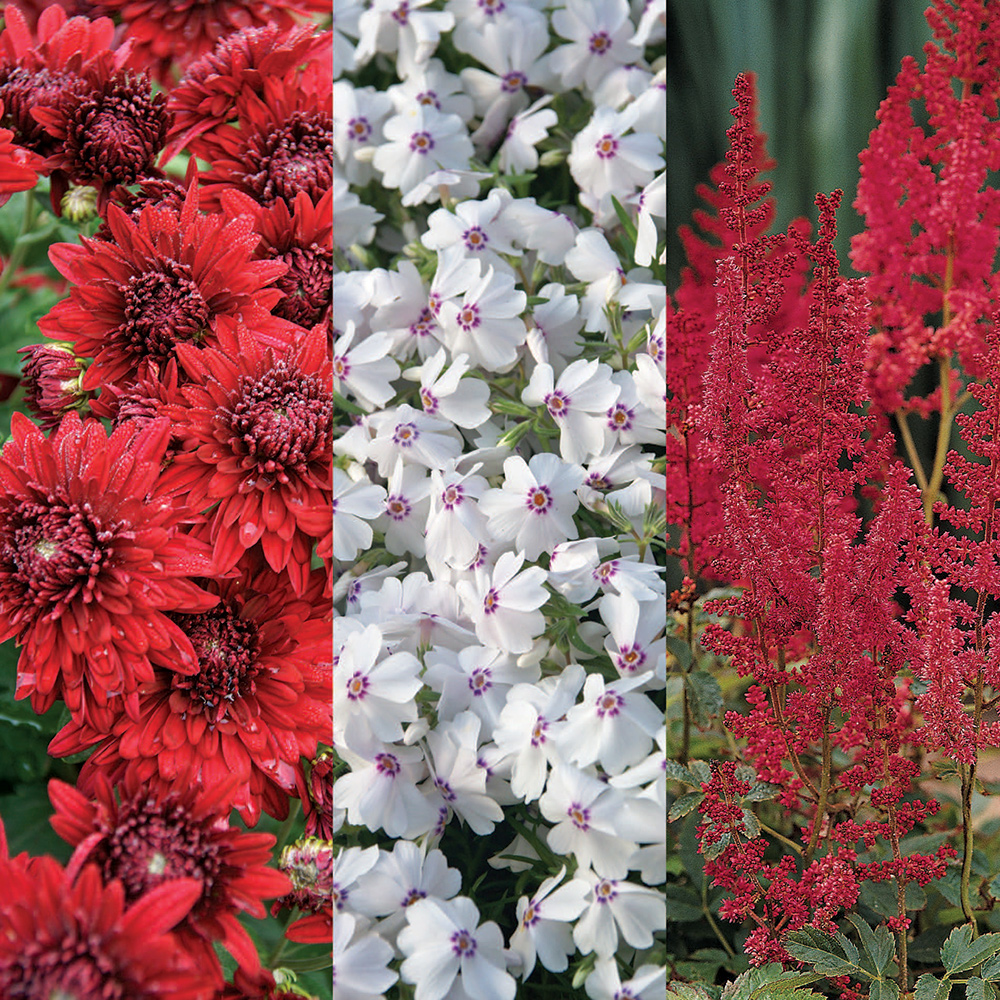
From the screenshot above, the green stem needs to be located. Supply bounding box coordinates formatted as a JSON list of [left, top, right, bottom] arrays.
[[274, 799, 302, 853], [0, 193, 37, 300], [266, 906, 300, 968]]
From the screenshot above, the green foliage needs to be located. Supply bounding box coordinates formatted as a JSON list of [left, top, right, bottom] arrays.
[[719, 964, 825, 1000]]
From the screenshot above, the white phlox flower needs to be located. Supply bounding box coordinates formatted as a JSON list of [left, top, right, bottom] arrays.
[[456, 549, 549, 654], [600, 591, 668, 683], [547, 0, 642, 94], [333, 81, 395, 185], [355, 0, 455, 76], [374, 457, 431, 558], [332, 910, 399, 1000], [367, 403, 464, 476], [586, 961, 667, 1000], [523, 359, 620, 464], [524, 281, 585, 374], [332, 176, 383, 249], [424, 465, 492, 570], [403, 348, 492, 429], [333, 323, 400, 411], [422, 188, 520, 275], [332, 467, 386, 562], [398, 896, 516, 1000], [509, 866, 589, 979], [386, 57, 475, 121], [570, 867, 667, 958], [500, 96, 558, 175]]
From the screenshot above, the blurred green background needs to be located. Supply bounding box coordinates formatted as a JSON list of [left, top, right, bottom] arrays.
[[667, 0, 937, 288]]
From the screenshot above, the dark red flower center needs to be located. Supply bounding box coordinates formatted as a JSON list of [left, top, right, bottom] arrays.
[[62, 73, 168, 186], [272, 244, 332, 328], [0, 66, 73, 153], [119, 262, 211, 363], [245, 110, 332, 207], [7, 502, 111, 610], [170, 602, 261, 723], [225, 360, 331, 484], [99, 796, 220, 906], [7, 943, 125, 1000]]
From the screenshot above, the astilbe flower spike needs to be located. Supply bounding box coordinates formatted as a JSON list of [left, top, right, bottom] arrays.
[[48, 771, 292, 985], [667, 72, 810, 585], [0, 409, 219, 730], [38, 179, 292, 391], [49, 565, 332, 825], [162, 318, 332, 595], [0, 816, 212, 999]]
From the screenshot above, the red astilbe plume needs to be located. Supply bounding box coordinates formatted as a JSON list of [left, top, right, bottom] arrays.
[[48, 771, 292, 985], [161, 319, 332, 595], [0, 816, 212, 999], [87, 0, 325, 85], [697, 188, 944, 962], [667, 72, 810, 585], [0, 410, 219, 730], [49, 564, 333, 826], [38, 179, 291, 392], [164, 22, 330, 160], [852, 0, 1000, 425], [196, 74, 333, 211], [222, 187, 333, 333]]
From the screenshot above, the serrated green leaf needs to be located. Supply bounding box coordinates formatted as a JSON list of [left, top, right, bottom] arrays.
[[703, 830, 731, 860], [735, 763, 757, 784], [983, 953, 1000, 981], [744, 781, 783, 802], [941, 927, 1000, 975], [844, 914, 895, 977], [868, 984, 900, 1000], [742, 808, 761, 839], [858, 878, 927, 918], [665, 759, 699, 786], [689, 760, 712, 783], [785, 927, 868, 980], [666, 634, 694, 670], [914, 974, 951, 1000], [720, 964, 824, 1000], [969, 979, 999, 1000], [669, 791, 705, 821], [686, 670, 723, 725]]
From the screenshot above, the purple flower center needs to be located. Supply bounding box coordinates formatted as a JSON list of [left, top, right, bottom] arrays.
[[463, 225, 489, 251], [616, 644, 646, 673], [589, 30, 612, 54], [479, 0, 506, 12], [402, 887, 427, 907], [393, 422, 419, 446], [522, 902, 541, 927], [544, 390, 570, 418], [347, 117, 372, 142], [346, 671, 369, 701], [469, 667, 493, 695], [385, 495, 411, 521], [392, 2, 410, 25], [502, 71, 527, 93], [595, 134, 619, 159], [530, 717, 548, 747], [451, 929, 477, 957], [442, 483, 465, 509], [596, 690, 624, 718], [333, 355, 350, 379], [568, 802, 590, 830], [594, 560, 618, 584], [435, 777, 456, 802], [526, 485, 553, 514], [420, 387, 439, 413], [410, 130, 434, 154], [376, 752, 400, 777], [483, 587, 500, 615], [458, 303, 481, 330], [608, 403, 633, 429], [595, 878, 618, 904], [417, 90, 440, 109]]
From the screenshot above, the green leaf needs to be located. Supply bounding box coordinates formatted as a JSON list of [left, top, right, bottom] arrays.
[[741, 808, 761, 839], [686, 670, 723, 725], [664, 884, 705, 922], [720, 964, 824, 1000], [858, 878, 927, 918], [665, 759, 699, 786], [868, 984, 900, 1000], [666, 634, 693, 670], [689, 760, 712, 784], [785, 926, 869, 980], [968, 979, 999, 1000], [983, 953, 1000, 981], [744, 781, 783, 802], [702, 831, 731, 861], [332, 390, 365, 416], [914, 974, 951, 1000], [669, 791, 705, 821], [941, 926, 1000, 975], [844, 914, 895, 977]]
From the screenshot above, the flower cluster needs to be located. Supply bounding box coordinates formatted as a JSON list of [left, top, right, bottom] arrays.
[[332, 0, 667, 995], [0, 3, 334, 997]]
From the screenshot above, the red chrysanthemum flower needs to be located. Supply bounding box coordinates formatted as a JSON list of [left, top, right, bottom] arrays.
[[89, 0, 326, 84], [197, 75, 332, 211], [0, 101, 42, 204], [220, 967, 311, 1000], [0, 817, 212, 1000], [32, 60, 170, 210], [162, 319, 332, 594], [223, 187, 332, 332], [38, 180, 291, 391], [95, 172, 191, 239], [49, 771, 292, 985], [165, 22, 328, 159], [298, 748, 334, 840], [0, 410, 219, 729], [0, 4, 127, 157], [50, 565, 333, 825], [271, 836, 332, 945], [17, 341, 90, 429]]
